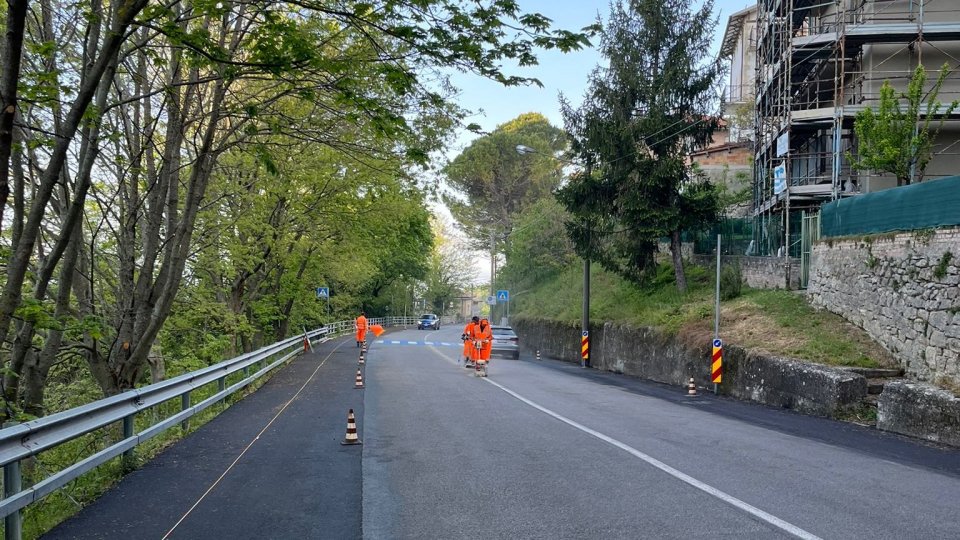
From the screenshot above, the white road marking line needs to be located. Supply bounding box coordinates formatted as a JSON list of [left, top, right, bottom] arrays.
[[424, 341, 435, 345], [390, 341, 401, 344], [482, 378, 822, 540], [163, 339, 347, 539], [440, 342, 451, 347], [375, 340, 385, 344], [407, 341, 418, 345]]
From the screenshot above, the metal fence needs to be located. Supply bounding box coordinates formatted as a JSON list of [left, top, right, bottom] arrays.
[[0, 316, 414, 539]]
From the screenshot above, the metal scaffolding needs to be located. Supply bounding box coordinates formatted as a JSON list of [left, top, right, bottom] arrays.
[[752, 0, 960, 258]]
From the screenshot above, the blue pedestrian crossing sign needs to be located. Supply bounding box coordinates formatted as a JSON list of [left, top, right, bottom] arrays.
[[497, 290, 509, 302], [316, 287, 329, 299]]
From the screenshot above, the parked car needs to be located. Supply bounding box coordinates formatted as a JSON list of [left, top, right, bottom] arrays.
[[491, 325, 519, 359], [417, 314, 440, 330]]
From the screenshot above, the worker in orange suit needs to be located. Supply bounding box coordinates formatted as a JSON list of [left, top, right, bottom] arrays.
[[477, 318, 493, 366], [461, 316, 479, 367], [355, 311, 368, 348]]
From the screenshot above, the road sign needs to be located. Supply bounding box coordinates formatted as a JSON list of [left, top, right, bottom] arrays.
[[316, 287, 329, 299], [711, 339, 723, 384], [486, 295, 497, 305], [581, 330, 589, 365], [497, 290, 509, 302]]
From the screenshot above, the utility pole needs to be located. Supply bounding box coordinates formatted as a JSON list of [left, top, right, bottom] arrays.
[[490, 227, 497, 320], [582, 226, 590, 368]]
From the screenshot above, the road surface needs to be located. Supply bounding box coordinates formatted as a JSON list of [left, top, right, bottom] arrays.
[[47, 326, 960, 539]]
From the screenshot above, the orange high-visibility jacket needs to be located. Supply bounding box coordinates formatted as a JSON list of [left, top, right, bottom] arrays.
[[478, 320, 493, 361], [355, 315, 368, 342], [462, 322, 476, 357]]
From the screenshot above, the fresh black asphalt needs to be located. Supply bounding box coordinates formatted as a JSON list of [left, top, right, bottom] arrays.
[[44, 335, 365, 539], [43, 327, 960, 539]]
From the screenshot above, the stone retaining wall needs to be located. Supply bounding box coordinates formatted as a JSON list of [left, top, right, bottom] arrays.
[[513, 318, 866, 417], [808, 227, 960, 384], [692, 255, 801, 290], [878, 381, 960, 447]]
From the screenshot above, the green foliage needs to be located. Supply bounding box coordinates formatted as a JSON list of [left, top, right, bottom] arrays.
[[719, 262, 743, 301], [443, 112, 568, 250], [557, 0, 723, 288], [851, 63, 959, 185], [934, 251, 954, 280], [501, 197, 577, 286]]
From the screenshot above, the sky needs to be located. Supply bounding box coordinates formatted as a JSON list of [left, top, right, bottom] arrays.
[[439, 0, 755, 284]]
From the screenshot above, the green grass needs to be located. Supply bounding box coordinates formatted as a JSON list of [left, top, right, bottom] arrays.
[[512, 263, 893, 369]]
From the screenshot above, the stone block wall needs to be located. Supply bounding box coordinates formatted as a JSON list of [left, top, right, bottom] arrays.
[[808, 228, 960, 384], [692, 255, 801, 290], [512, 317, 866, 417]]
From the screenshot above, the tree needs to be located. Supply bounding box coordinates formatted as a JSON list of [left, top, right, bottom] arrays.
[[443, 112, 567, 251], [423, 219, 477, 315], [851, 64, 959, 186], [0, 0, 594, 413], [500, 198, 576, 287], [557, 0, 722, 292]]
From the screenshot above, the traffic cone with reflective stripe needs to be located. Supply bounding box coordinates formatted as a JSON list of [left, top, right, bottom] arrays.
[[536, 350, 541, 361], [340, 409, 361, 445], [359, 353, 365, 365], [354, 368, 364, 389], [687, 377, 697, 396]]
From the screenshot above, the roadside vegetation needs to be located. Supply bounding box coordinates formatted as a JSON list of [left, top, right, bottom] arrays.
[[509, 263, 895, 369]]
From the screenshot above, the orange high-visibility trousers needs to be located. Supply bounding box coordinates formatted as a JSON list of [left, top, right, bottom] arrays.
[[462, 323, 475, 358], [355, 315, 368, 343], [478, 322, 493, 361]]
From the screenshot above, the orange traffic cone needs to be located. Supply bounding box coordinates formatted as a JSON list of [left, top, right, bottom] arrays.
[[303, 337, 309, 351], [359, 353, 365, 365], [687, 377, 697, 396], [354, 368, 364, 389], [340, 409, 361, 445]]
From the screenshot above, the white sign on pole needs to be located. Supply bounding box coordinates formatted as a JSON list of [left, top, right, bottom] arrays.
[[486, 295, 497, 305]]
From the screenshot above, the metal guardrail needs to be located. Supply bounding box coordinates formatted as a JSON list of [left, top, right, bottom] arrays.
[[0, 316, 414, 538]]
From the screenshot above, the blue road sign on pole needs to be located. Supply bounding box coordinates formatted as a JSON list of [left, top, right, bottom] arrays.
[[497, 290, 509, 302], [316, 287, 329, 299]]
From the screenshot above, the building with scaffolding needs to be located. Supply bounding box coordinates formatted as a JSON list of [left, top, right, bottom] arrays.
[[750, 0, 960, 266]]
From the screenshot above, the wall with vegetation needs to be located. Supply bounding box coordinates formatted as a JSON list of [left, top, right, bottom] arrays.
[[692, 255, 800, 290], [513, 317, 867, 417], [808, 227, 960, 385]]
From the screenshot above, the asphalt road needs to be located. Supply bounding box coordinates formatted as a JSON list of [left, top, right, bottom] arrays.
[[45, 326, 960, 539]]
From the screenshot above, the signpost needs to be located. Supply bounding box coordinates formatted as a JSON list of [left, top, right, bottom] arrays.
[[497, 290, 509, 323], [712, 338, 723, 385], [317, 287, 330, 315], [581, 330, 589, 368], [486, 295, 496, 306]]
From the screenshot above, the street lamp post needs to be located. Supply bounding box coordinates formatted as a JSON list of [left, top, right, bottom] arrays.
[[516, 144, 590, 368]]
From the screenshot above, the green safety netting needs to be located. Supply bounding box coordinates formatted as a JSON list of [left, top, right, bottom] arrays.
[[821, 175, 960, 237]]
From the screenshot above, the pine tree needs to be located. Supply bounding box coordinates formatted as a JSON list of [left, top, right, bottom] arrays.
[[558, 0, 722, 291]]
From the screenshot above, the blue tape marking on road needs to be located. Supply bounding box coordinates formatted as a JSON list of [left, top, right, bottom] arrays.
[[376, 341, 460, 348]]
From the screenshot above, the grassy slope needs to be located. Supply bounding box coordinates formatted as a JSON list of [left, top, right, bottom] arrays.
[[511, 263, 895, 369]]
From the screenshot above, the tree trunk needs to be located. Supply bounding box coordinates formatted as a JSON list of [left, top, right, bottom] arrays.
[[0, 0, 150, 361], [0, 0, 30, 233], [670, 229, 687, 293]]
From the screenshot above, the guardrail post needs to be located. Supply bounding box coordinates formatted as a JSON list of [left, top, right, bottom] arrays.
[[181, 392, 191, 432], [122, 414, 136, 470], [3, 422, 22, 540], [218, 376, 226, 404]]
